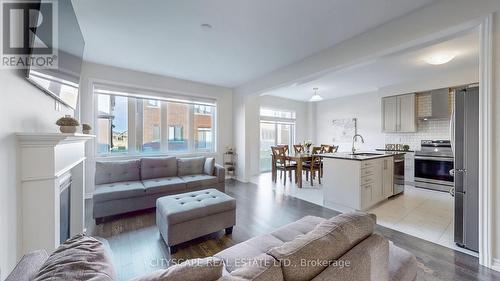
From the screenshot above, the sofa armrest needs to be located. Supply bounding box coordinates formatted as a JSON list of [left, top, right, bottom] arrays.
[[214, 164, 225, 182], [5, 250, 48, 281]]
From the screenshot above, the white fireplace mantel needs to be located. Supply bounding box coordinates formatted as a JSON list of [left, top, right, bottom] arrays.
[[17, 133, 94, 254], [17, 132, 95, 146]]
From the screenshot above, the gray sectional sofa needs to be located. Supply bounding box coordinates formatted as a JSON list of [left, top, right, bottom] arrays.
[[93, 156, 225, 221]]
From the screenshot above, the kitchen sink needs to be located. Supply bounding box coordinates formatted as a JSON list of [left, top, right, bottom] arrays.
[[350, 153, 383, 156]]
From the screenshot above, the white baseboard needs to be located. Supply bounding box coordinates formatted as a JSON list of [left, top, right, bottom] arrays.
[[492, 258, 500, 272], [235, 176, 249, 183]]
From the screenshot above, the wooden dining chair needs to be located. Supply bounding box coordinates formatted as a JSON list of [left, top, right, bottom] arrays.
[[304, 146, 322, 186], [322, 144, 338, 153], [271, 146, 297, 185], [320, 144, 332, 153], [293, 144, 304, 153], [277, 144, 289, 155]]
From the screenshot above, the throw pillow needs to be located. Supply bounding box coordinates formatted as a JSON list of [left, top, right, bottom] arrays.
[[34, 233, 116, 281], [204, 157, 216, 175]]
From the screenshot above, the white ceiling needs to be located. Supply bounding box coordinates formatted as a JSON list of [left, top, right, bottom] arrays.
[[264, 30, 479, 101], [72, 0, 436, 87]]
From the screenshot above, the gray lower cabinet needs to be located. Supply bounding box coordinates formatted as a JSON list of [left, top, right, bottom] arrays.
[[382, 158, 394, 197], [382, 94, 416, 133]]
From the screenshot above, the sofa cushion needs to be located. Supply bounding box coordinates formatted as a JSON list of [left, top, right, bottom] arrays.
[[143, 177, 186, 194], [270, 216, 325, 243], [204, 157, 215, 175], [156, 189, 236, 225], [310, 234, 389, 281], [141, 157, 177, 180], [214, 234, 284, 273], [219, 254, 284, 281], [93, 181, 145, 203], [181, 174, 219, 189], [389, 243, 417, 281], [267, 212, 376, 281], [178, 157, 206, 176], [130, 257, 224, 281], [95, 160, 141, 185], [33, 234, 116, 281]]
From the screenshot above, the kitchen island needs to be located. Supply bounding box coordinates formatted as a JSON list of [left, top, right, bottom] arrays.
[[321, 152, 405, 212]]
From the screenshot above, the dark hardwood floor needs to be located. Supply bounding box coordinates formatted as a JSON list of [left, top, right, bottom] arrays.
[[86, 179, 500, 281]]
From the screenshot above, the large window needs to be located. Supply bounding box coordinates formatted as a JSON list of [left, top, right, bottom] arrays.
[[95, 86, 216, 156]]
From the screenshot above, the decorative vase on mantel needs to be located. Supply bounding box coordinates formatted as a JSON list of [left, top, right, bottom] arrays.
[[82, 124, 92, 134], [56, 115, 79, 134]]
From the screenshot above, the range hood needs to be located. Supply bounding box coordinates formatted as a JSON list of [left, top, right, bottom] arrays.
[[419, 88, 450, 120]]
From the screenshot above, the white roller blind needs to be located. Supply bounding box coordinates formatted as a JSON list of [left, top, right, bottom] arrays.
[[93, 83, 217, 106]]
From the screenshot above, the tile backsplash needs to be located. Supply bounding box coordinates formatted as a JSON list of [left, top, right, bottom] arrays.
[[385, 119, 451, 150]]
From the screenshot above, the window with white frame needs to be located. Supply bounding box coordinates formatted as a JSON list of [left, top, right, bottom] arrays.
[[259, 107, 296, 172], [95, 85, 216, 156]]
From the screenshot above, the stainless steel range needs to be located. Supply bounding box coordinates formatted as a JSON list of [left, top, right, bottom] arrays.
[[414, 140, 454, 192]]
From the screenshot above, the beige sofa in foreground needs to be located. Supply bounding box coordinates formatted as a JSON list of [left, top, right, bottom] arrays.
[[7, 213, 417, 281]]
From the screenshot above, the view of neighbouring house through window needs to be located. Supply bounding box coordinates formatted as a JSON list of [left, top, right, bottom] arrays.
[[96, 87, 216, 156]]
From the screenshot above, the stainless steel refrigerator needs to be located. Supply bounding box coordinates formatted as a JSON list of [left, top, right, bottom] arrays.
[[450, 85, 479, 252]]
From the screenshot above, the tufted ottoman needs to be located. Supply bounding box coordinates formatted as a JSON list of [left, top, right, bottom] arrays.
[[156, 188, 236, 253]]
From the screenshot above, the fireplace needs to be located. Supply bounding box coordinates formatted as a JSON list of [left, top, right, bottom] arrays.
[[17, 133, 94, 254], [59, 173, 72, 244]]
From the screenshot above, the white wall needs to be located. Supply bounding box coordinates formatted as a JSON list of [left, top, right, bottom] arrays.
[[79, 62, 233, 196], [315, 67, 478, 152], [0, 69, 73, 280], [493, 11, 500, 271], [316, 91, 384, 152]]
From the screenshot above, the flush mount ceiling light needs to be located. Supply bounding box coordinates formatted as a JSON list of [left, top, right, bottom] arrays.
[[200, 23, 213, 30], [424, 52, 457, 65], [309, 87, 323, 102]]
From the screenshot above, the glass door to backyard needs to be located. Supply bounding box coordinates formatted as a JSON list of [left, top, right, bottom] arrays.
[[259, 108, 296, 172]]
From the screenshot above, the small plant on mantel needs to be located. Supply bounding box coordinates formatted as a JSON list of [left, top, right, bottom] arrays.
[[82, 123, 92, 134], [56, 115, 80, 134]]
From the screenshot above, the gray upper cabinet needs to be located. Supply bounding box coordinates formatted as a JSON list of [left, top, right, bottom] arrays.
[[382, 96, 398, 132], [382, 93, 416, 133]]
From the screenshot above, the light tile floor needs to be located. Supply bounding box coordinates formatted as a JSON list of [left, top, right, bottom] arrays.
[[250, 172, 477, 257]]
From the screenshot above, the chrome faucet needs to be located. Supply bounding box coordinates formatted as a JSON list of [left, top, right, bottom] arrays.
[[351, 134, 365, 154]]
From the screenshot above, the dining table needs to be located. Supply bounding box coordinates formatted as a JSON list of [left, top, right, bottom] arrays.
[[271, 152, 315, 188]]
